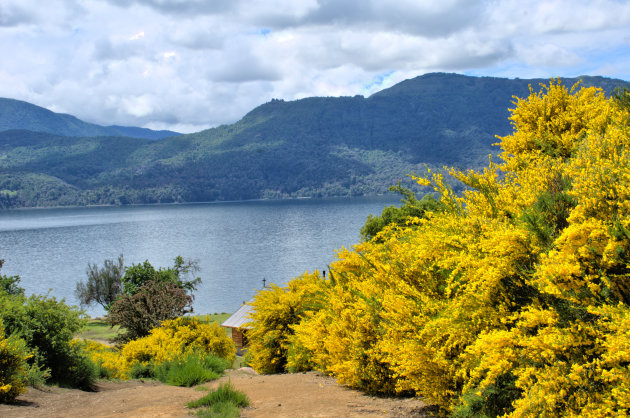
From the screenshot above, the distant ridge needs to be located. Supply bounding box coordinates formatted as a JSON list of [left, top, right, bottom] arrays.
[[0, 97, 179, 139], [0, 73, 627, 208]]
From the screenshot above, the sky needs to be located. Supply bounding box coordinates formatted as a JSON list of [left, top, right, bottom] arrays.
[[1, 0, 630, 133]]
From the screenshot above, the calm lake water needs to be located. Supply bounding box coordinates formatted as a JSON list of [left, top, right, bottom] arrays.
[[0, 196, 399, 317]]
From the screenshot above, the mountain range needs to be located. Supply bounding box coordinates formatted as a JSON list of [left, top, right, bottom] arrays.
[[0, 73, 627, 208], [0, 98, 179, 140]]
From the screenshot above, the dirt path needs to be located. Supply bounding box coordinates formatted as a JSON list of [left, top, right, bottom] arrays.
[[0, 369, 436, 417]]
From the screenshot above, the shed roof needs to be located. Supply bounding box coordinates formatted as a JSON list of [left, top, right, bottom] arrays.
[[221, 303, 253, 329]]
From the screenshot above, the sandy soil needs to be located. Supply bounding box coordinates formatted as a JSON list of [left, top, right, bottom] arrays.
[[0, 368, 437, 417]]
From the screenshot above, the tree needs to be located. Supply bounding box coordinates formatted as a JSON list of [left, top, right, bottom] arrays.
[[613, 85, 630, 125], [171, 256, 202, 294], [107, 256, 202, 341], [360, 183, 444, 241], [121, 256, 201, 297], [613, 85, 630, 110], [75, 255, 124, 310], [120, 260, 157, 296], [0, 259, 24, 296], [107, 280, 193, 342]]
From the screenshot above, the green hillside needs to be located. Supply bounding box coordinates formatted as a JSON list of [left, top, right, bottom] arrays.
[[0, 98, 179, 139], [0, 73, 627, 208]]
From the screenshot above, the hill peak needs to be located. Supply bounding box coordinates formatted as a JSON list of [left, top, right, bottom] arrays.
[[0, 97, 180, 140]]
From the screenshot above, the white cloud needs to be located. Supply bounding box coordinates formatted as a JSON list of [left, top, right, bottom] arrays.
[[129, 30, 145, 40], [121, 94, 154, 117], [168, 19, 228, 50], [205, 36, 281, 83], [516, 42, 582, 68], [0, 0, 628, 133]]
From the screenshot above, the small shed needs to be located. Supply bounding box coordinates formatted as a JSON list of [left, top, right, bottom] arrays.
[[221, 303, 253, 347]]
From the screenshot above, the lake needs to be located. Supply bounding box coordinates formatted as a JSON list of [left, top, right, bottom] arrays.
[[0, 196, 399, 317]]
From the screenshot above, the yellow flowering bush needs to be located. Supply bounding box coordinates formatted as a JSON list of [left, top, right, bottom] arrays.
[[246, 271, 327, 374], [81, 340, 129, 380], [83, 317, 235, 379], [0, 320, 30, 403], [121, 317, 235, 368], [247, 80, 630, 416]]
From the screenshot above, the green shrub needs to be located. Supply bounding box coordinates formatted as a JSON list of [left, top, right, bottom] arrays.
[[452, 373, 521, 418], [128, 361, 155, 379], [23, 362, 50, 389], [58, 344, 98, 390], [187, 381, 250, 416], [193, 401, 240, 418], [360, 185, 443, 241], [0, 289, 95, 389], [240, 352, 250, 368], [201, 354, 230, 374], [154, 351, 226, 387]]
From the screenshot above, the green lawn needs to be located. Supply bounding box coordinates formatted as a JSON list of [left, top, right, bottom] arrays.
[[77, 318, 122, 343], [195, 312, 232, 325], [77, 313, 232, 344]]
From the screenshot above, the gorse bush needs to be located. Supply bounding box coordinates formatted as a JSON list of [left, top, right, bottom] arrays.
[[121, 317, 235, 366], [246, 80, 630, 416], [0, 320, 30, 403], [246, 272, 327, 374], [83, 316, 235, 382], [81, 340, 128, 380]]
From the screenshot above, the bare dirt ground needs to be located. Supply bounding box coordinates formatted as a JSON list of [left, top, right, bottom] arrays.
[[0, 368, 437, 417]]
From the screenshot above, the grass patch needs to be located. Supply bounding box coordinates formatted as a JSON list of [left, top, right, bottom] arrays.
[[231, 355, 245, 369], [187, 381, 250, 417], [155, 352, 229, 387], [79, 313, 229, 343], [196, 313, 231, 325], [77, 318, 122, 343], [193, 401, 240, 417], [195, 312, 233, 340], [129, 362, 155, 379]]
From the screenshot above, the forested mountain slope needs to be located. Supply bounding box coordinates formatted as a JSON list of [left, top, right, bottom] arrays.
[[0, 73, 627, 208]]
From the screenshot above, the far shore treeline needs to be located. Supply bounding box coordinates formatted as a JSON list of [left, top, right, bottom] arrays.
[[0, 73, 628, 208]]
